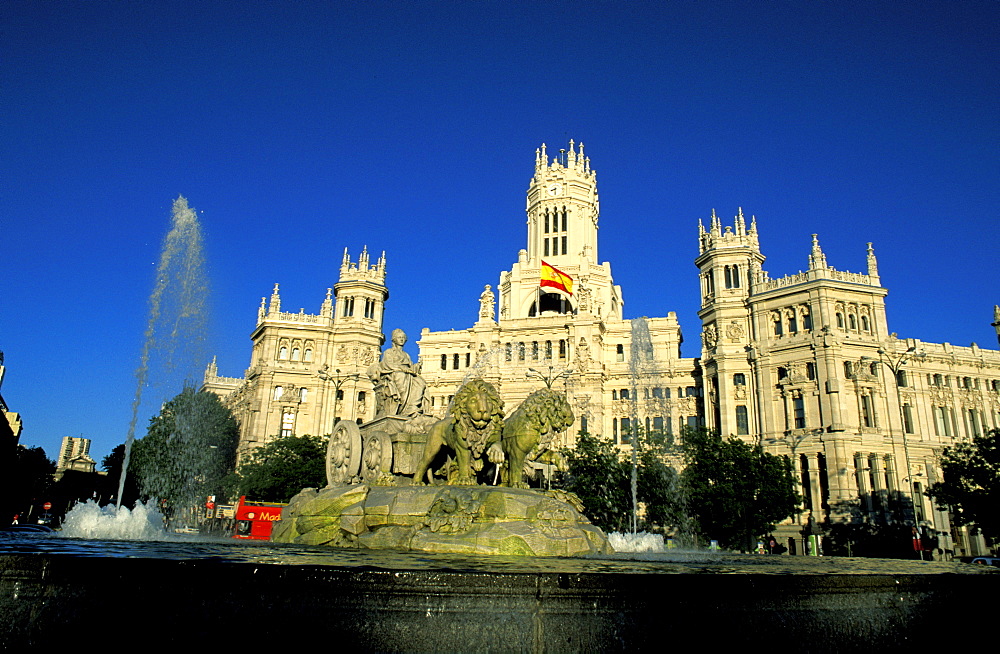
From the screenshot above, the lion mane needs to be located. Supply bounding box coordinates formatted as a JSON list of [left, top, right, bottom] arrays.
[[411, 378, 504, 485], [500, 388, 574, 487]]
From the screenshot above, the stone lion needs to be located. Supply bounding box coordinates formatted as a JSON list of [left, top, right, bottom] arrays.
[[411, 379, 505, 485], [499, 388, 574, 488]]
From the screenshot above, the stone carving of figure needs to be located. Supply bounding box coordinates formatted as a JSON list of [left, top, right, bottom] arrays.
[[479, 284, 495, 321], [369, 329, 427, 417]]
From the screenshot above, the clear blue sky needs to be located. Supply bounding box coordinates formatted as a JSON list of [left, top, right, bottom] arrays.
[[3, 1, 997, 464]]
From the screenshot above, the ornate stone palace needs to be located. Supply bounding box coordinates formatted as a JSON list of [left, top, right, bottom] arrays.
[[205, 141, 1000, 555]]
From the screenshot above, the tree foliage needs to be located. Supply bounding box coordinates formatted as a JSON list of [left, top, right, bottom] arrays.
[[928, 427, 1000, 541], [679, 427, 799, 550], [10, 446, 56, 520], [559, 426, 798, 550], [224, 434, 326, 503], [132, 387, 240, 509], [561, 431, 632, 532]]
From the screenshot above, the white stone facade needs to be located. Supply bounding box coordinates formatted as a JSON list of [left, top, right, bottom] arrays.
[[208, 141, 1000, 556]]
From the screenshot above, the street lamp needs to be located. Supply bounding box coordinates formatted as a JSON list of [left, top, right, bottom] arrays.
[[317, 365, 359, 427], [526, 365, 572, 389], [861, 345, 927, 557]]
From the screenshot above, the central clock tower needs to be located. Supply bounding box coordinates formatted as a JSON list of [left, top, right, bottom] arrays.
[[525, 140, 600, 264]]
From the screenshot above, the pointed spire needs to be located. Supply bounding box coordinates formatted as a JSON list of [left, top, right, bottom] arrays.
[[710, 208, 721, 235], [994, 304, 1000, 321], [321, 287, 334, 319], [809, 234, 828, 270], [342, 247, 350, 265], [258, 296, 266, 322], [360, 245, 370, 270], [206, 356, 218, 377], [866, 242, 879, 277], [540, 143, 547, 167], [736, 207, 746, 235], [268, 283, 281, 314]]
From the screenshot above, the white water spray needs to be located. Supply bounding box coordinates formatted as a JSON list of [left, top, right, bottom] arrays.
[[61, 500, 169, 541], [116, 197, 209, 507]]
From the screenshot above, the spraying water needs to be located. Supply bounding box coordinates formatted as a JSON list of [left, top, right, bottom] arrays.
[[61, 500, 169, 541], [116, 197, 209, 507], [627, 317, 655, 534]]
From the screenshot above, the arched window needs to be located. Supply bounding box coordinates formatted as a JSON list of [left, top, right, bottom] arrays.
[[861, 315, 870, 331], [303, 348, 313, 362], [518, 342, 525, 361], [559, 340, 567, 359], [733, 373, 746, 386], [836, 313, 845, 328], [505, 343, 512, 361], [849, 314, 857, 330], [291, 347, 300, 361], [299, 387, 308, 402], [545, 341, 552, 359], [278, 346, 288, 360], [273, 386, 283, 400], [531, 342, 539, 360], [773, 314, 783, 336]]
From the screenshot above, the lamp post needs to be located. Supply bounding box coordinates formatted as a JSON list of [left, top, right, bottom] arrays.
[[317, 365, 359, 429], [862, 345, 927, 558], [526, 365, 572, 390]]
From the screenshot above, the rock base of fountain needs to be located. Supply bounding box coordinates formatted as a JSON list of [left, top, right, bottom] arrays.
[[271, 484, 613, 556]]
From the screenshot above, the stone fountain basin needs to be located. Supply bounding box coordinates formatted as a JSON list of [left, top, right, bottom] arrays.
[[0, 536, 994, 651]]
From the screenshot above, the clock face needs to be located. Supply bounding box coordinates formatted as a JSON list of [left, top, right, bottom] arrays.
[[547, 183, 561, 196]]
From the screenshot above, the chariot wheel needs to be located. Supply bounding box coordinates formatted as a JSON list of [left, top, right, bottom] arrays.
[[360, 430, 394, 484], [327, 420, 362, 486]]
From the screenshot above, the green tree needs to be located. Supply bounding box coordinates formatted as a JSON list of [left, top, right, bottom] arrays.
[[561, 431, 632, 532], [132, 387, 239, 511], [635, 430, 691, 537], [679, 427, 799, 550], [11, 445, 56, 522], [927, 427, 1000, 541], [224, 434, 326, 502]]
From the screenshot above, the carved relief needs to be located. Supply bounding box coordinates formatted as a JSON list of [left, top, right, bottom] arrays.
[[702, 323, 718, 349], [337, 345, 349, 363], [726, 321, 744, 341]]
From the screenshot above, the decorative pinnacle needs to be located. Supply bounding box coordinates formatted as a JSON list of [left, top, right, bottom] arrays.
[[809, 234, 828, 270], [866, 242, 879, 277]]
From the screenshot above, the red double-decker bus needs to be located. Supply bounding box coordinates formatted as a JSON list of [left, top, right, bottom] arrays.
[[232, 496, 286, 540]]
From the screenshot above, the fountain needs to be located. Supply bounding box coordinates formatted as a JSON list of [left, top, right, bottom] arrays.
[[2, 205, 996, 650]]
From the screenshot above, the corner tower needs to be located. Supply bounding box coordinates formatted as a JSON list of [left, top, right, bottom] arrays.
[[695, 209, 764, 437]]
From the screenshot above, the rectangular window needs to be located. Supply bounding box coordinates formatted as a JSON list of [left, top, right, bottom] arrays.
[[896, 370, 908, 387], [861, 393, 874, 428], [620, 418, 631, 444], [653, 416, 664, 432], [544, 239, 549, 257], [666, 417, 673, 434], [465, 353, 471, 368], [686, 416, 700, 428], [736, 406, 749, 435], [652, 387, 663, 399], [441, 354, 447, 370], [903, 404, 914, 434], [453, 353, 460, 369], [561, 235, 567, 255], [793, 397, 806, 429], [544, 214, 549, 233], [616, 344, 624, 362]]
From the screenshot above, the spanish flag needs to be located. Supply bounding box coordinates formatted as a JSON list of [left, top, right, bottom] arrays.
[[540, 260, 573, 295]]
